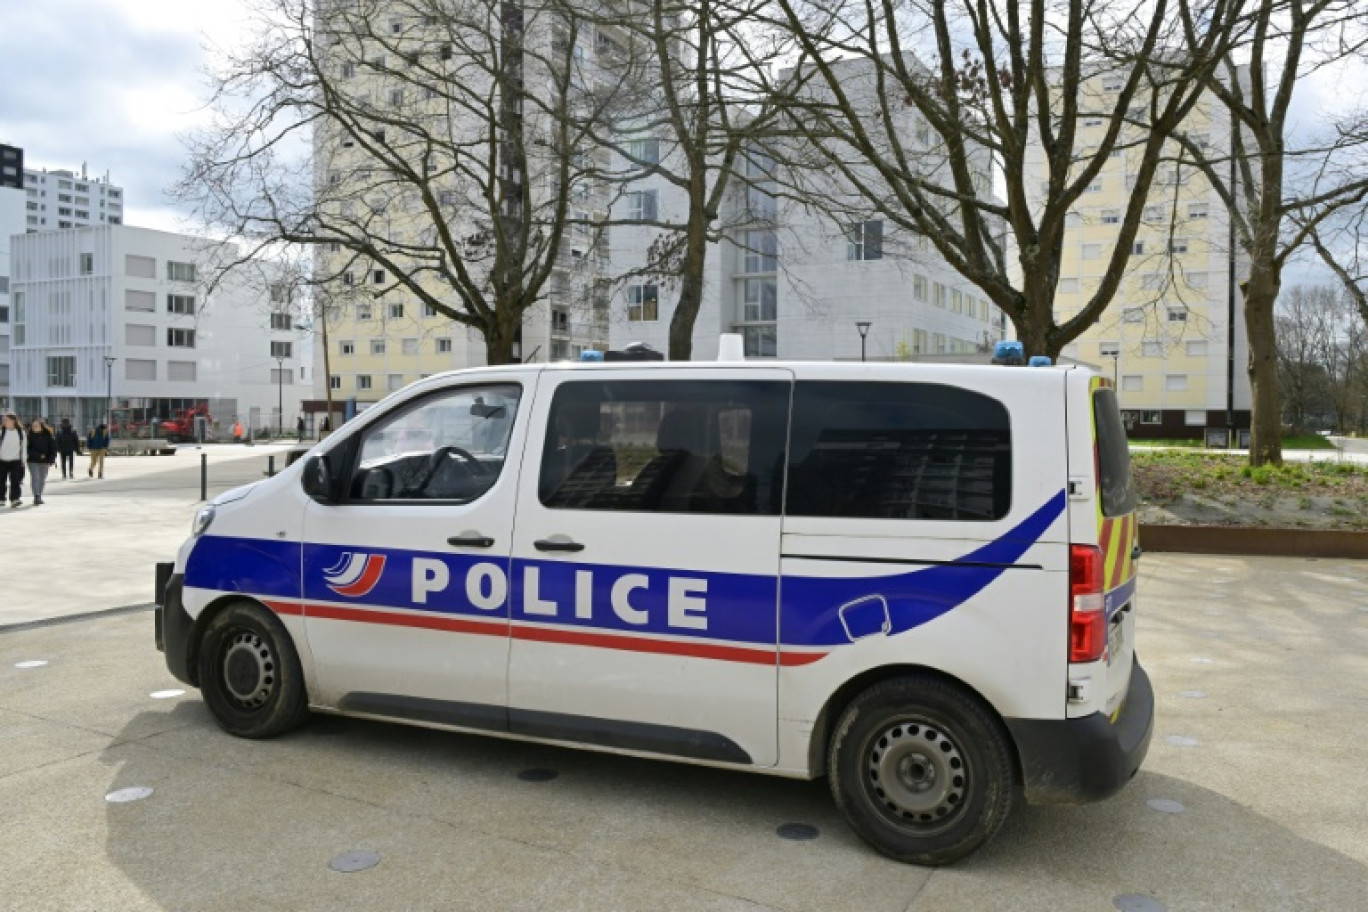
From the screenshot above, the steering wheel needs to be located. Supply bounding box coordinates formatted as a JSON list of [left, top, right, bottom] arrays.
[[404, 445, 491, 496]]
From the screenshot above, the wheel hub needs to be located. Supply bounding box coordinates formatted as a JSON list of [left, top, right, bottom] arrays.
[[221, 631, 275, 708], [867, 722, 966, 826]]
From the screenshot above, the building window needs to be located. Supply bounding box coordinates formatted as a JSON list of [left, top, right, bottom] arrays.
[[330, 375, 342, 390], [357, 304, 373, 320], [423, 303, 438, 317], [951, 289, 964, 313], [46, 356, 77, 387], [371, 340, 386, 355], [1100, 342, 1120, 357], [373, 269, 387, 285], [627, 284, 659, 322], [1082, 243, 1102, 260], [167, 294, 195, 315], [933, 284, 947, 308], [167, 328, 196, 348], [270, 311, 292, 330], [124, 359, 157, 381], [125, 290, 155, 312], [168, 361, 197, 381], [1123, 307, 1144, 323], [402, 338, 419, 355], [126, 324, 156, 346], [846, 220, 884, 261], [79, 253, 94, 274], [1142, 341, 1163, 357], [340, 341, 355, 355], [787, 382, 1011, 520], [357, 374, 373, 390], [1165, 374, 1188, 391], [1059, 277, 1079, 293], [387, 373, 405, 391], [388, 302, 404, 319], [271, 341, 293, 358], [1122, 375, 1144, 392], [1169, 238, 1189, 254], [1188, 203, 1208, 219], [628, 137, 660, 165], [740, 278, 777, 322], [270, 368, 292, 385], [1101, 210, 1120, 225], [912, 275, 927, 301], [125, 255, 156, 279], [1185, 410, 1206, 426], [1141, 410, 1161, 424], [167, 261, 197, 282], [1186, 340, 1208, 356], [740, 325, 777, 357], [626, 189, 658, 221], [1167, 308, 1188, 322]]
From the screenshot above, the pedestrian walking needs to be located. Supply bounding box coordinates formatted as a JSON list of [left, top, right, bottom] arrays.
[[320, 415, 331, 436], [0, 411, 24, 507], [296, 415, 305, 442], [56, 418, 80, 479], [233, 419, 243, 443], [87, 423, 110, 479], [26, 419, 56, 506]]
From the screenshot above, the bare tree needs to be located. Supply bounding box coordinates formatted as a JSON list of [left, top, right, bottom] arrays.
[[1169, 0, 1368, 463], [175, 0, 625, 365], [762, 0, 1244, 359]]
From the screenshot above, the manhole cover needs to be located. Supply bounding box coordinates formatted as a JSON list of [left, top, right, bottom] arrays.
[[518, 768, 559, 782], [776, 823, 820, 841], [330, 850, 381, 873], [105, 787, 154, 803], [1114, 894, 1166, 912], [1146, 798, 1185, 814]]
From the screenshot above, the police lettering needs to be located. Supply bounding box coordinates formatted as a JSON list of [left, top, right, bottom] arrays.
[[412, 559, 708, 631]]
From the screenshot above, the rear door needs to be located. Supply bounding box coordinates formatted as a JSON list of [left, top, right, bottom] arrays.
[[506, 367, 792, 767], [1067, 373, 1139, 719]]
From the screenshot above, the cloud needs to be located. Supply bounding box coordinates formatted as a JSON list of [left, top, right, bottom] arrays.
[[0, 0, 239, 233]]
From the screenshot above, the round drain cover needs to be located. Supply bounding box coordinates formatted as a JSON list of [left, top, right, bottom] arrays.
[[330, 850, 381, 873], [776, 823, 820, 841]]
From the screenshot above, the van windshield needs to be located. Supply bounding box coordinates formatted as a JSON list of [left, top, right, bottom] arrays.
[[1093, 388, 1136, 517]]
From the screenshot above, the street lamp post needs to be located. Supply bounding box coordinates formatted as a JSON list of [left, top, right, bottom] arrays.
[[856, 321, 872, 363], [103, 356, 116, 433], [275, 356, 285, 438]]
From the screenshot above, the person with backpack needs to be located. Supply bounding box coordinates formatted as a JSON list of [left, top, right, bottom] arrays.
[[26, 419, 57, 506], [56, 418, 81, 479], [87, 423, 110, 479], [0, 411, 24, 507]]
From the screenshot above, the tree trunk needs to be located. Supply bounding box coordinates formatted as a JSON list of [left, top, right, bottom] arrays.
[[1243, 273, 1283, 466], [667, 205, 710, 361], [484, 309, 519, 366]]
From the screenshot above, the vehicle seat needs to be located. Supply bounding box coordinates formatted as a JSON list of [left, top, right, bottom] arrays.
[[631, 407, 710, 511]]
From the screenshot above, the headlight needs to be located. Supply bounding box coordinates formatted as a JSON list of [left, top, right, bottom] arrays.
[[192, 505, 216, 537]]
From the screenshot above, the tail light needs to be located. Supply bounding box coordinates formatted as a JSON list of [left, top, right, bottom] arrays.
[[1070, 544, 1106, 663]]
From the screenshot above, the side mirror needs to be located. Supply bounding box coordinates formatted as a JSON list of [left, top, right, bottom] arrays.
[[301, 456, 333, 502]]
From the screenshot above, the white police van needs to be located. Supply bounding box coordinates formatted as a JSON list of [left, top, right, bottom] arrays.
[[155, 341, 1151, 865]]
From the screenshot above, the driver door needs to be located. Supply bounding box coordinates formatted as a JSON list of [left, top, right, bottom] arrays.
[[300, 377, 534, 731]]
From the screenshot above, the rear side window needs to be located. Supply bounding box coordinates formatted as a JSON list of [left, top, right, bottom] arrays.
[[539, 379, 790, 515], [786, 381, 1011, 521], [1093, 388, 1137, 516]]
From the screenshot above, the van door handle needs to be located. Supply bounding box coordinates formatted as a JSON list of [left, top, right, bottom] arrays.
[[448, 535, 495, 549], [534, 539, 585, 553]]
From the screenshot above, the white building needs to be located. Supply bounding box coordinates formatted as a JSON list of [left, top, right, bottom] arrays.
[[1, 185, 26, 408], [21, 165, 125, 233], [8, 226, 309, 436]]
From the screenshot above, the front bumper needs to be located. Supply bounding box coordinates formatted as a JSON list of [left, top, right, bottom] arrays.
[[154, 566, 196, 687], [1006, 659, 1154, 805]]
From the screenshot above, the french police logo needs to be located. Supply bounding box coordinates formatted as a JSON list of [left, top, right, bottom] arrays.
[[323, 552, 387, 598]]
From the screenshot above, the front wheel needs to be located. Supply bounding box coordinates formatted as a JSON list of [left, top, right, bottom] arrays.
[[828, 675, 1017, 865], [197, 602, 309, 738]]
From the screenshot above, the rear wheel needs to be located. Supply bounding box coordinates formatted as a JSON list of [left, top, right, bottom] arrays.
[[828, 675, 1017, 865], [197, 602, 309, 738]]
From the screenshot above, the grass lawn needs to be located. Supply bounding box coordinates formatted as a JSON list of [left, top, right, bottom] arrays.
[[1131, 434, 1337, 450], [1130, 449, 1368, 529]]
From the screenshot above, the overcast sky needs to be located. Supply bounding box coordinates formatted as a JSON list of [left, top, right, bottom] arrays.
[[1, 0, 1362, 285]]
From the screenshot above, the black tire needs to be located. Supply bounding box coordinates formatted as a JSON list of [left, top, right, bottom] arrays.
[[197, 602, 309, 739], [828, 675, 1017, 865]]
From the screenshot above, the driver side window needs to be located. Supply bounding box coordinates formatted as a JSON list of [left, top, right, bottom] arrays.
[[350, 383, 522, 502]]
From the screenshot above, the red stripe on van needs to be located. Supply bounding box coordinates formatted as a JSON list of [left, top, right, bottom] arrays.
[[512, 624, 826, 667], [263, 599, 827, 667]]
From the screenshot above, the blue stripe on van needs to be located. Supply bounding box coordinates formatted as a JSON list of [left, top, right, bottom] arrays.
[[184, 489, 1066, 652]]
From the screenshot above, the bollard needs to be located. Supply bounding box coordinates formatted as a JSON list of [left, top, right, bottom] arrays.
[[200, 452, 207, 501], [267, 454, 276, 478]]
